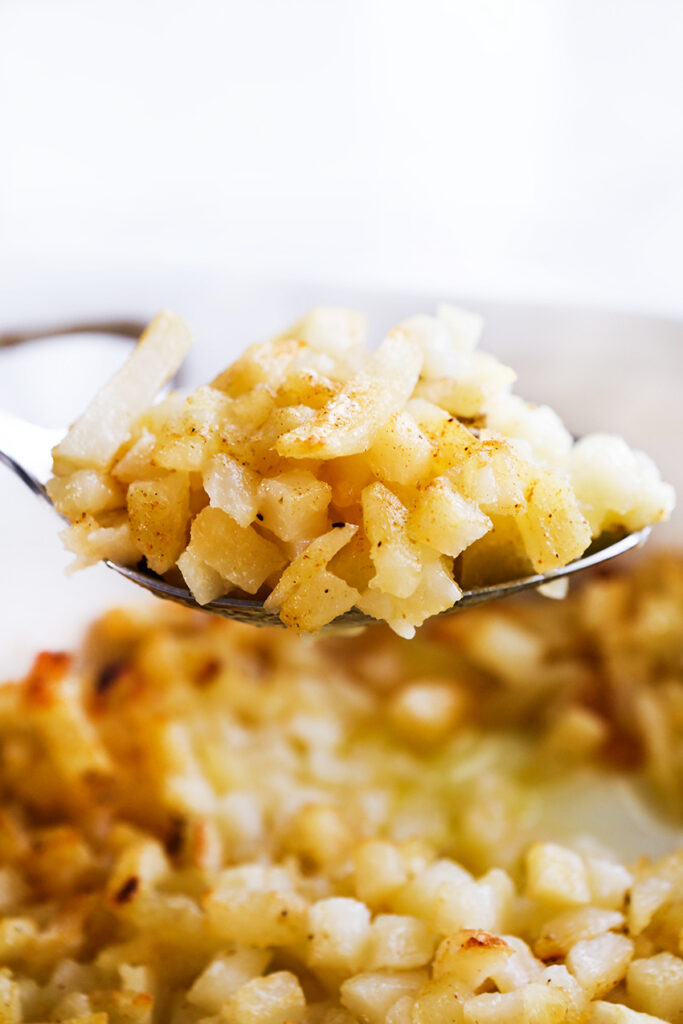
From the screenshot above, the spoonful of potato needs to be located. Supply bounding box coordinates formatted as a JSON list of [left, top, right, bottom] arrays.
[[0, 308, 672, 636]]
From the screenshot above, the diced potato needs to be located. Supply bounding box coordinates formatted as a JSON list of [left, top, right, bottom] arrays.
[[277, 368, 340, 408], [323, 454, 375, 509], [278, 307, 368, 354], [203, 453, 260, 528], [388, 679, 466, 746], [308, 898, 371, 975], [283, 805, 352, 868], [204, 886, 308, 948], [353, 841, 409, 908], [53, 311, 193, 470], [367, 411, 433, 487], [357, 551, 461, 639], [259, 470, 332, 542], [277, 330, 422, 460], [409, 477, 491, 557], [177, 544, 227, 605], [187, 949, 271, 1014], [47, 469, 125, 518], [212, 337, 305, 396], [566, 931, 633, 999], [190, 507, 285, 594], [516, 471, 592, 573], [391, 859, 472, 921], [222, 971, 306, 1024], [264, 525, 356, 608], [366, 915, 435, 970], [525, 843, 591, 908], [111, 430, 160, 483], [535, 907, 624, 960], [340, 971, 426, 1024], [61, 515, 141, 571], [362, 482, 422, 599], [127, 474, 191, 575], [411, 975, 467, 1024], [627, 953, 683, 1021], [570, 434, 676, 535], [486, 394, 573, 465], [432, 931, 514, 992]]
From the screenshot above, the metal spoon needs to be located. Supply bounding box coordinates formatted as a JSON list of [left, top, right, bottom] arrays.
[[0, 406, 650, 628]]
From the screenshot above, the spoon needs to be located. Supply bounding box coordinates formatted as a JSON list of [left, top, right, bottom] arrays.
[[0, 405, 650, 628]]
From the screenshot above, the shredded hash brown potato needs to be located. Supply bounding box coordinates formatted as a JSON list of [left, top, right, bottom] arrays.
[[1, 554, 683, 1021], [48, 308, 674, 635]]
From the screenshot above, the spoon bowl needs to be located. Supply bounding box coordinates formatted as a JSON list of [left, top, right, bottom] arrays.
[[0, 338, 651, 630]]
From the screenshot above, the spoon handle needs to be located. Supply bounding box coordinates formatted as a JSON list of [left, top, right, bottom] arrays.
[[0, 411, 63, 502]]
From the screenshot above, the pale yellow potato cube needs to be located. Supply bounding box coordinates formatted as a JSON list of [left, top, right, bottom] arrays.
[[486, 393, 573, 465], [264, 525, 357, 608], [368, 410, 433, 486], [411, 975, 467, 1024], [111, 430, 160, 483], [357, 551, 461, 638], [585, 857, 633, 912], [454, 437, 528, 515], [627, 953, 683, 1021], [433, 931, 514, 992], [627, 876, 672, 936], [61, 514, 141, 571], [127, 474, 191, 575], [516, 471, 592, 573], [566, 931, 633, 999], [52, 311, 193, 471], [353, 840, 409, 908], [204, 887, 308, 948], [191, 507, 285, 594], [47, 469, 125, 518], [409, 477, 492, 557], [525, 843, 591, 908], [462, 984, 568, 1024], [203, 453, 260, 528], [177, 544, 228, 605], [277, 330, 422, 460], [308, 898, 372, 974], [212, 337, 305, 396], [362, 481, 422, 598], [340, 971, 426, 1024], [535, 906, 624, 960], [187, 949, 272, 1014], [277, 368, 340, 409], [366, 915, 435, 970], [323, 454, 375, 508], [388, 679, 466, 746], [222, 971, 306, 1024], [458, 515, 533, 589], [284, 804, 352, 868], [391, 859, 472, 920], [278, 307, 368, 354], [259, 470, 332, 542]]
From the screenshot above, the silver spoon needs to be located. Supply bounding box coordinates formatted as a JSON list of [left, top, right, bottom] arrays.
[[0, 402, 650, 629]]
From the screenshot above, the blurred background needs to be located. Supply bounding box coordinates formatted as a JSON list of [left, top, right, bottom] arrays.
[[1, 0, 683, 313]]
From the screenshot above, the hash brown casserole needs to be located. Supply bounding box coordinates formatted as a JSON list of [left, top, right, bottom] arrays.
[[1, 554, 683, 1021]]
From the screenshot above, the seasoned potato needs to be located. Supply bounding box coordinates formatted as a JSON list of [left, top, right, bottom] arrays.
[[127, 474, 191, 575], [190, 507, 285, 595], [48, 305, 674, 632]]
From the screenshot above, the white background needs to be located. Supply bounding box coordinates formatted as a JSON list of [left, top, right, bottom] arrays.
[[1, 0, 683, 314]]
